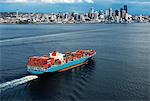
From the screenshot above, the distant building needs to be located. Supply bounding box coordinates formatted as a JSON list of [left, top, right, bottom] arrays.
[[89, 7, 94, 19], [115, 10, 119, 16], [0, 5, 149, 24], [99, 10, 103, 15], [124, 5, 128, 13], [105, 10, 109, 17], [109, 8, 113, 17], [120, 8, 123, 18], [90, 7, 94, 14], [16, 9, 19, 19], [80, 14, 85, 22], [94, 11, 99, 21], [122, 10, 126, 19]]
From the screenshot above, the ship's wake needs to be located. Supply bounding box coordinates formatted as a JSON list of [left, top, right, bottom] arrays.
[[0, 75, 38, 91], [0, 29, 102, 46]]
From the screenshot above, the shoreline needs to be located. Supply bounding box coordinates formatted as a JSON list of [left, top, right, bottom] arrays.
[[0, 22, 150, 25]]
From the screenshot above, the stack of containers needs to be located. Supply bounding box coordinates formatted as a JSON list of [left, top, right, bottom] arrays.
[[27, 56, 49, 68]]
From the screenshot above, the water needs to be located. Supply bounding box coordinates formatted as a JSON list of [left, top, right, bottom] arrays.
[[0, 24, 150, 100], [0, 75, 38, 91]]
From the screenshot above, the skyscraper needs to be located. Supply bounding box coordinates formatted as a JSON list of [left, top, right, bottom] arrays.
[[124, 5, 128, 13], [90, 7, 94, 14], [120, 8, 123, 18], [16, 9, 19, 19], [122, 10, 126, 19], [109, 8, 113, 17], [105, 10, 109, 17], [115, 10, 119, 16], [89, 7, 94, 19]]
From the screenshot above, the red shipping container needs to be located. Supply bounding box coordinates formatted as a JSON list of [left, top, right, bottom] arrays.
[[51, 58, 55, 65], [43, 64, 49, 69]]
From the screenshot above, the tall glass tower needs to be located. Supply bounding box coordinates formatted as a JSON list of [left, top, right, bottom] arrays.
[[124, 5, 128, 13]]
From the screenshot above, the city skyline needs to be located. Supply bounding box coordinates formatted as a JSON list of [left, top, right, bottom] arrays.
[[1, 5, 150, 24], [0, 0, 150, 15]]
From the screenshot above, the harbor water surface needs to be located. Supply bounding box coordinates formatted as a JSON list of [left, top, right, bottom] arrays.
[[0, 24, 150, 100]]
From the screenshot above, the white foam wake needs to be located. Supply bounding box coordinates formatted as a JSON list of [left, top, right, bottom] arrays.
[[0, 75, 38, 91]]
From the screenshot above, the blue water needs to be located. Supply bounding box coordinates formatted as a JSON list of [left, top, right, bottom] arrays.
[[0, 24, 150, 100]]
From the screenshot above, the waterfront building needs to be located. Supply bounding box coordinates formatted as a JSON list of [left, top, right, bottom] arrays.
[[0, 6, 149, 24], [80, 14, 85, 22], [139, 14, 143, 22]]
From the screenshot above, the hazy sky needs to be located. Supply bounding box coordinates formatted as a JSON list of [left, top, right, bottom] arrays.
[[0, 0, 150, 15]]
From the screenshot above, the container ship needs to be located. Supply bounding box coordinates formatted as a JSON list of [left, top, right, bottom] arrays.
[[27, 50, 96, 74]]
